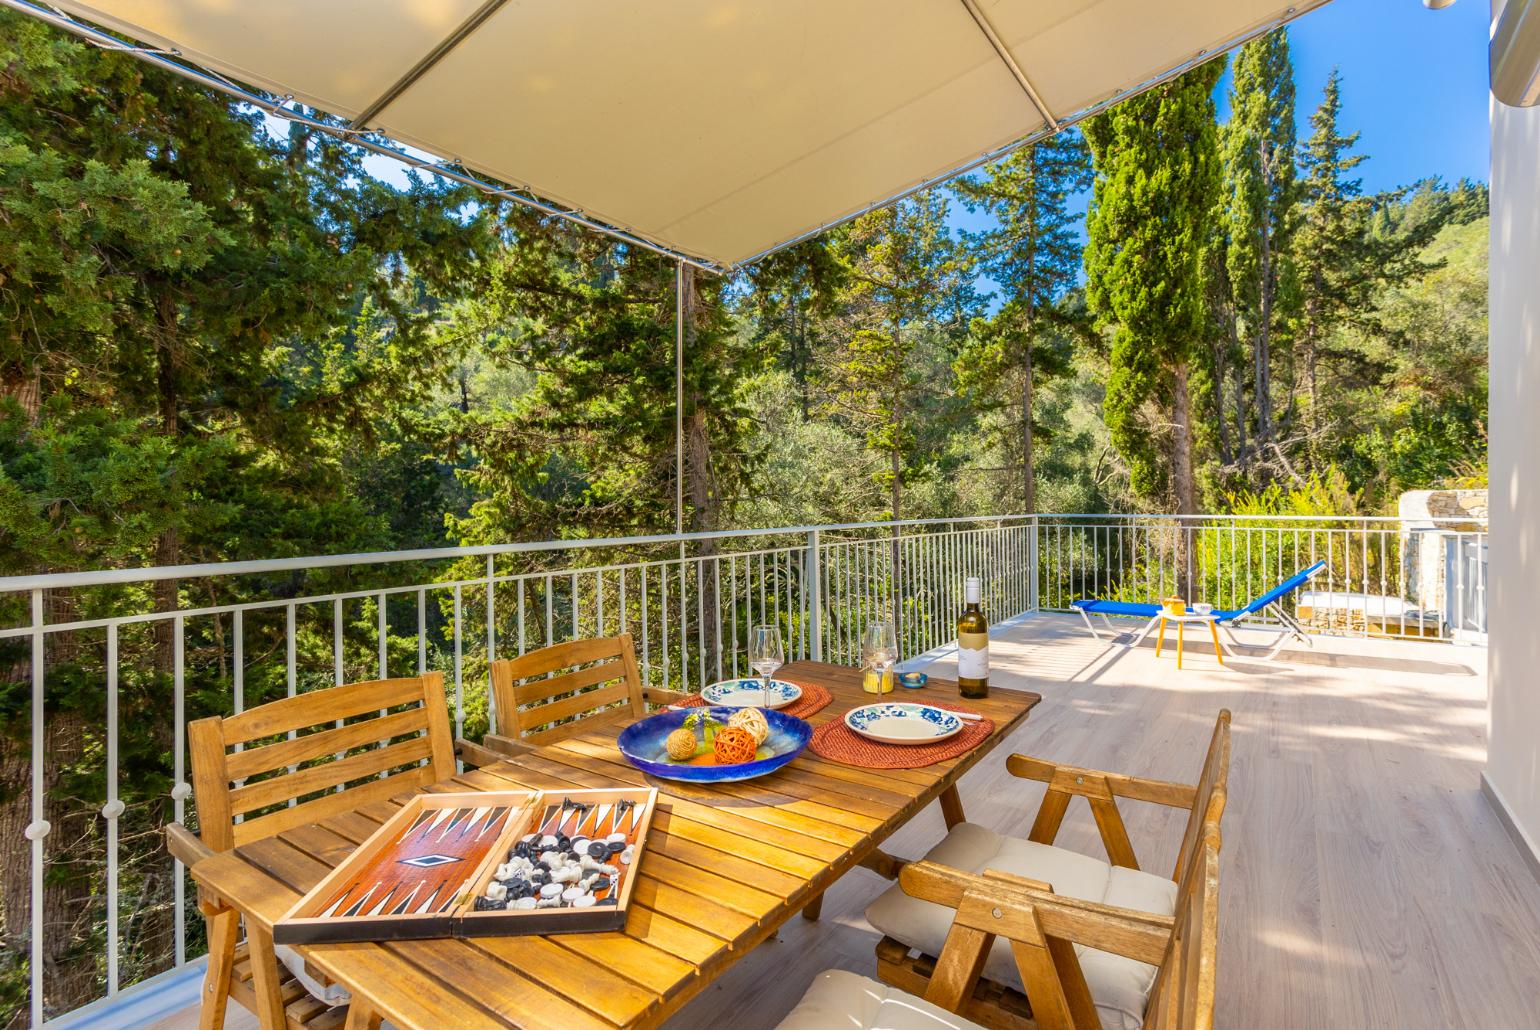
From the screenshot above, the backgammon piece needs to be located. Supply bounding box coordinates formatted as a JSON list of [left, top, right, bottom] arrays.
[[539, 834, 558, 848], [539, 882, 562, 900], [561, 886, 584, 903], [587, 841, 610, 860], [512, 896, 537, 910], [606, 832, 626, 844], [605, 840, 625, 856], [590, 876, 611, 893], [572, 837, 590, 852], [596, 897, 618, 906], [573, 895, 597, 908]]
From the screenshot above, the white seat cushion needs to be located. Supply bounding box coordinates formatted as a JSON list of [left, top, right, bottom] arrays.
[[275, 943, 351, 1006], [777, 970, 987, 1030], [865, 823, 1177, 1030]]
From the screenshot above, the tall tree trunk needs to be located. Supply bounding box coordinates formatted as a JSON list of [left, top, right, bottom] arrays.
[[679, 268, 721, 676], [1211, 342, 1232, 466], [1020, 349, 1035, 513], [1254, 140, 1275, 451], [1171, 363, 1197, 600]]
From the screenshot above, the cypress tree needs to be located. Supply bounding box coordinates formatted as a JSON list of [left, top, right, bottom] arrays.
[[1220, 27, 1297, 461], [1085, 60, 1225, 521]]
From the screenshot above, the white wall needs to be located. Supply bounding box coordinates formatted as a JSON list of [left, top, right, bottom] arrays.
[[1486, 0, 1540, 870]]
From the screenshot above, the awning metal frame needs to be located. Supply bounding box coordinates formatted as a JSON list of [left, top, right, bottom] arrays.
[[2, 0, 728, 272], [8, 0, 1324, 275]]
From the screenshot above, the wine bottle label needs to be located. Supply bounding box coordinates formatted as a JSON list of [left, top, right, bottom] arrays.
[[958, 631, 989, 679]]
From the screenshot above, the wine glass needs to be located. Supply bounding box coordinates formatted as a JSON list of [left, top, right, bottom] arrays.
[[863, 619, 898, 694], [748, 625, 785, 709]]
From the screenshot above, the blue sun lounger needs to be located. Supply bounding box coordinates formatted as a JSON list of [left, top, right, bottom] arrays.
[[1071, 560, 1328, 659]]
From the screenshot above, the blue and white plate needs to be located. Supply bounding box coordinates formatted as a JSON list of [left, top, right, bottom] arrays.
[[844, 703, 963, 745], [700, 678, 803, 710]]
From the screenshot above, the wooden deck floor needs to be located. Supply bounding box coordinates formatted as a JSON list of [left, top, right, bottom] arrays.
[[152, 615, 1539, 1030]]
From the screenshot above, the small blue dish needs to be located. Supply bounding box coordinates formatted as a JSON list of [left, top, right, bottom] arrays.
[[617, 706, 812, 782], [899, 671, 928, 689]]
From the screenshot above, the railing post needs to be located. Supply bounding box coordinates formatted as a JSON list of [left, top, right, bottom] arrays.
[[27, 588, 47, 1029], [1029, 516, 1040, 613], [806, 529, 823, 662]]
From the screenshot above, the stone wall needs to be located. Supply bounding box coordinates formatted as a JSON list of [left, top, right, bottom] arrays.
[[1398, 489, 1489, 622]]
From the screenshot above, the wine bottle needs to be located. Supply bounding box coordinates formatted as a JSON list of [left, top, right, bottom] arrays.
[[957, 577, 989, 699]]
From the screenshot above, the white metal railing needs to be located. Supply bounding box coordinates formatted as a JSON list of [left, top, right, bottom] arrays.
[[0, 514, 1033, 1026], [1, 509, 1490, 1025], [1034, 513, 1489, 642]]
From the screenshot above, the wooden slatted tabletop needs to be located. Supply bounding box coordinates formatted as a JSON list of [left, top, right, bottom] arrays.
[[189, 661, 1040, 1029]]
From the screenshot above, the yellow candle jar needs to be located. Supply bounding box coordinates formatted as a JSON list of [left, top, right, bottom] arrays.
[[863, 669, 896, 694]]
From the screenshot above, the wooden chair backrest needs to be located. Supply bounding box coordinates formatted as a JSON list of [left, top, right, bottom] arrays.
[[1144, 822, 1222, 1030], [187, 672, 455, 851], [489, 633, 645, 746], [1173, 710, 1230, 880], [898, 861, 1177, 1030]]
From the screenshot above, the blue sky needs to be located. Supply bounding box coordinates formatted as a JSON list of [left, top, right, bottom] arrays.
[[952, 0, 1493, 302]]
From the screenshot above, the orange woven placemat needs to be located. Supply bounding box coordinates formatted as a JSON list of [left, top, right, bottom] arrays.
[[809, 701, 994, 769], [678, 679, 832, 720]]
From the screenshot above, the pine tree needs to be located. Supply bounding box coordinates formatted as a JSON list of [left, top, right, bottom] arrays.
[[1220, 28, 1296, 463], [1292, 69, 1366, 443], [826, 192, 971, 521], [952, 131, 1093, 511], [1085, 59, 1225, 524]]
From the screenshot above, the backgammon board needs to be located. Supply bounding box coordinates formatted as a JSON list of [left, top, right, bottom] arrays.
[[274, 787, 657, 944]]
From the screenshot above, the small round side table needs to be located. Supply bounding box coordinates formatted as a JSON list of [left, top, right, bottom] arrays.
[[1154, 611, 1225, 670]]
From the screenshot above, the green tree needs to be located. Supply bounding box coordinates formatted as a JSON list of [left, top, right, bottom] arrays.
[[1084, 60, 1225, 524], [1220, 28, 1296, 463], [1291, 69, 1366, 443], [952, 131, 1093, 511], [0, 14, 486, 1016], [825, 192, 972, 520]]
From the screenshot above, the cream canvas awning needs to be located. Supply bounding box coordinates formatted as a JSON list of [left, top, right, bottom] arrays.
[[24, 0, 1324, 269]]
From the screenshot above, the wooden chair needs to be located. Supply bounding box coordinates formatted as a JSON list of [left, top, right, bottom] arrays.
[[166, 672, 468, 1030], [864, 710, 1231, 1029], [779, 829, 1221, 1030], [486, 632, 684, 751]]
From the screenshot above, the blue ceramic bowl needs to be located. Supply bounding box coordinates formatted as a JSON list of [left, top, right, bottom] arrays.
[[617, 706, 812, 782], [899, 671, 928, 689]]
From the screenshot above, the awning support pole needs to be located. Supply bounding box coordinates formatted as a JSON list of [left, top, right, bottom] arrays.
[[676, 259, 686, 543]]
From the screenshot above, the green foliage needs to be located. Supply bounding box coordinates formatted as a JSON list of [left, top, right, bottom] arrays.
[[952, 131, 1092, 510], [1085, 59, 1225, 506], [824, 193, 974, 518], [1219, 28, 1296, 450]]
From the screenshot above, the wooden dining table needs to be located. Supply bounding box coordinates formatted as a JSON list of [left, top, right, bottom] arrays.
[[189, 660, 1041, 1030]]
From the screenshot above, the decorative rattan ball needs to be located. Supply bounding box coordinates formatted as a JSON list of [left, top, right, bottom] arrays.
[[712, 725, 759, 765], [665, 727, 698, 761], [728, 707, 770, 745]]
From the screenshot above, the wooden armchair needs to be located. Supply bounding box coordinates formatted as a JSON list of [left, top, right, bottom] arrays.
[[486, 632, 685, 752], [865, 710, 1231, 1029], [779, 829, 1221, 1030], [166, 672, 460, 1030]]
